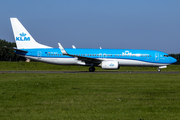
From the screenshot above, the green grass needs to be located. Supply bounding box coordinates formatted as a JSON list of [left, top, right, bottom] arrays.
[[0, 61, 180, 71], [0, 73, 180, 119]]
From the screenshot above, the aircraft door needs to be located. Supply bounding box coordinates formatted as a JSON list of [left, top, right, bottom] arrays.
[[155, 53, 159, 61], [37, 51, 42, 59]]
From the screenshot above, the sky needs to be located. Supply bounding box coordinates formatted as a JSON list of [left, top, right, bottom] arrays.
[[0, 0, 180, 53]]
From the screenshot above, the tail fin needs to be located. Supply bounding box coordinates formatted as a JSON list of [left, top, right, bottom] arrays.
[[10, 18, 52, 49]]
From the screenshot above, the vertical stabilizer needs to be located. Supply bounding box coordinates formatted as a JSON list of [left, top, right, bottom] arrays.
[[10, 18, 52, 49]]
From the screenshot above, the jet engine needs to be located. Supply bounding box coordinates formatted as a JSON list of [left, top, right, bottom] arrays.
[[101, 61, 119, 69]]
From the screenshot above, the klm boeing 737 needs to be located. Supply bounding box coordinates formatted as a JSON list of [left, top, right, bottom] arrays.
[[9, 18, 177, 72]]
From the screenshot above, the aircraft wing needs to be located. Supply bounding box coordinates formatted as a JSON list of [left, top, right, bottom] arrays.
[[69, 54, 101, 63], [58, 43, 102, 63]]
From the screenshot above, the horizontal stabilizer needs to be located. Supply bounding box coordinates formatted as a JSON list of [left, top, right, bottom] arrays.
[[4, 46, 28, 53]]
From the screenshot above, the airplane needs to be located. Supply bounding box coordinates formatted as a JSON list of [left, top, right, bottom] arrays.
[[9, 18, 177, 72]]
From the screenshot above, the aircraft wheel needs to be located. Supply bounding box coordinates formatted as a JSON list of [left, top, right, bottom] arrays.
[[89, 67, 95, 72], [157, 68, 161, 72]]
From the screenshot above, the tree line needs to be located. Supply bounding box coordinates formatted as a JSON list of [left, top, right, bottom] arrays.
[[0, 39, 25, 61], [0, 39, 179, 64], [169, 54, 180, 65]]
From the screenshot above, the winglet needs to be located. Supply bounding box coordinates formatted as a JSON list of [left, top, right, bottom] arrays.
[[58, 43, 68, 55], [72, 45, 76, 49]]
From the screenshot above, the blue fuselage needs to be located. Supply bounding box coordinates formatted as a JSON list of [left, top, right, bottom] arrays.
[[16, 48, 177, 67]]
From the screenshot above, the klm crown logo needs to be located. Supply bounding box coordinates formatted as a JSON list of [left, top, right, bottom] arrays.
[[109, 63, 114, 66], [20, 33, 26, 37], [16, 32, 30, 41]]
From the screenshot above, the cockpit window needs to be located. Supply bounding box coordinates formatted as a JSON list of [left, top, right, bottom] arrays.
[[164, 55, 169, 57]]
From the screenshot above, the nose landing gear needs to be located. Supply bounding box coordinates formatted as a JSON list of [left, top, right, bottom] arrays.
[[157, 66, 167, 72], [157, 68, 161, 72]]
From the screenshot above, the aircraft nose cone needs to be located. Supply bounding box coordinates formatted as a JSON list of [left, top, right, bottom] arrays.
[[171, 57, 177, 63]]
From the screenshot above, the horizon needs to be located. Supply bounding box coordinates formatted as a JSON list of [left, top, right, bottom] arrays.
[[0, 1, 179, 54]]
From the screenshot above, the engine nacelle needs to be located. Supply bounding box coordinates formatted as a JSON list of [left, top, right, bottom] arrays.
[[101, 61, 119, 69]]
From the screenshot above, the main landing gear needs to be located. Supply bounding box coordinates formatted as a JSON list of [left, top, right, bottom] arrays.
[[89, 67, 95, 72]]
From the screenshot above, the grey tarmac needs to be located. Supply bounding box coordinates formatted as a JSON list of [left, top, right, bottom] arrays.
[[0, 71, 180, 74]]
